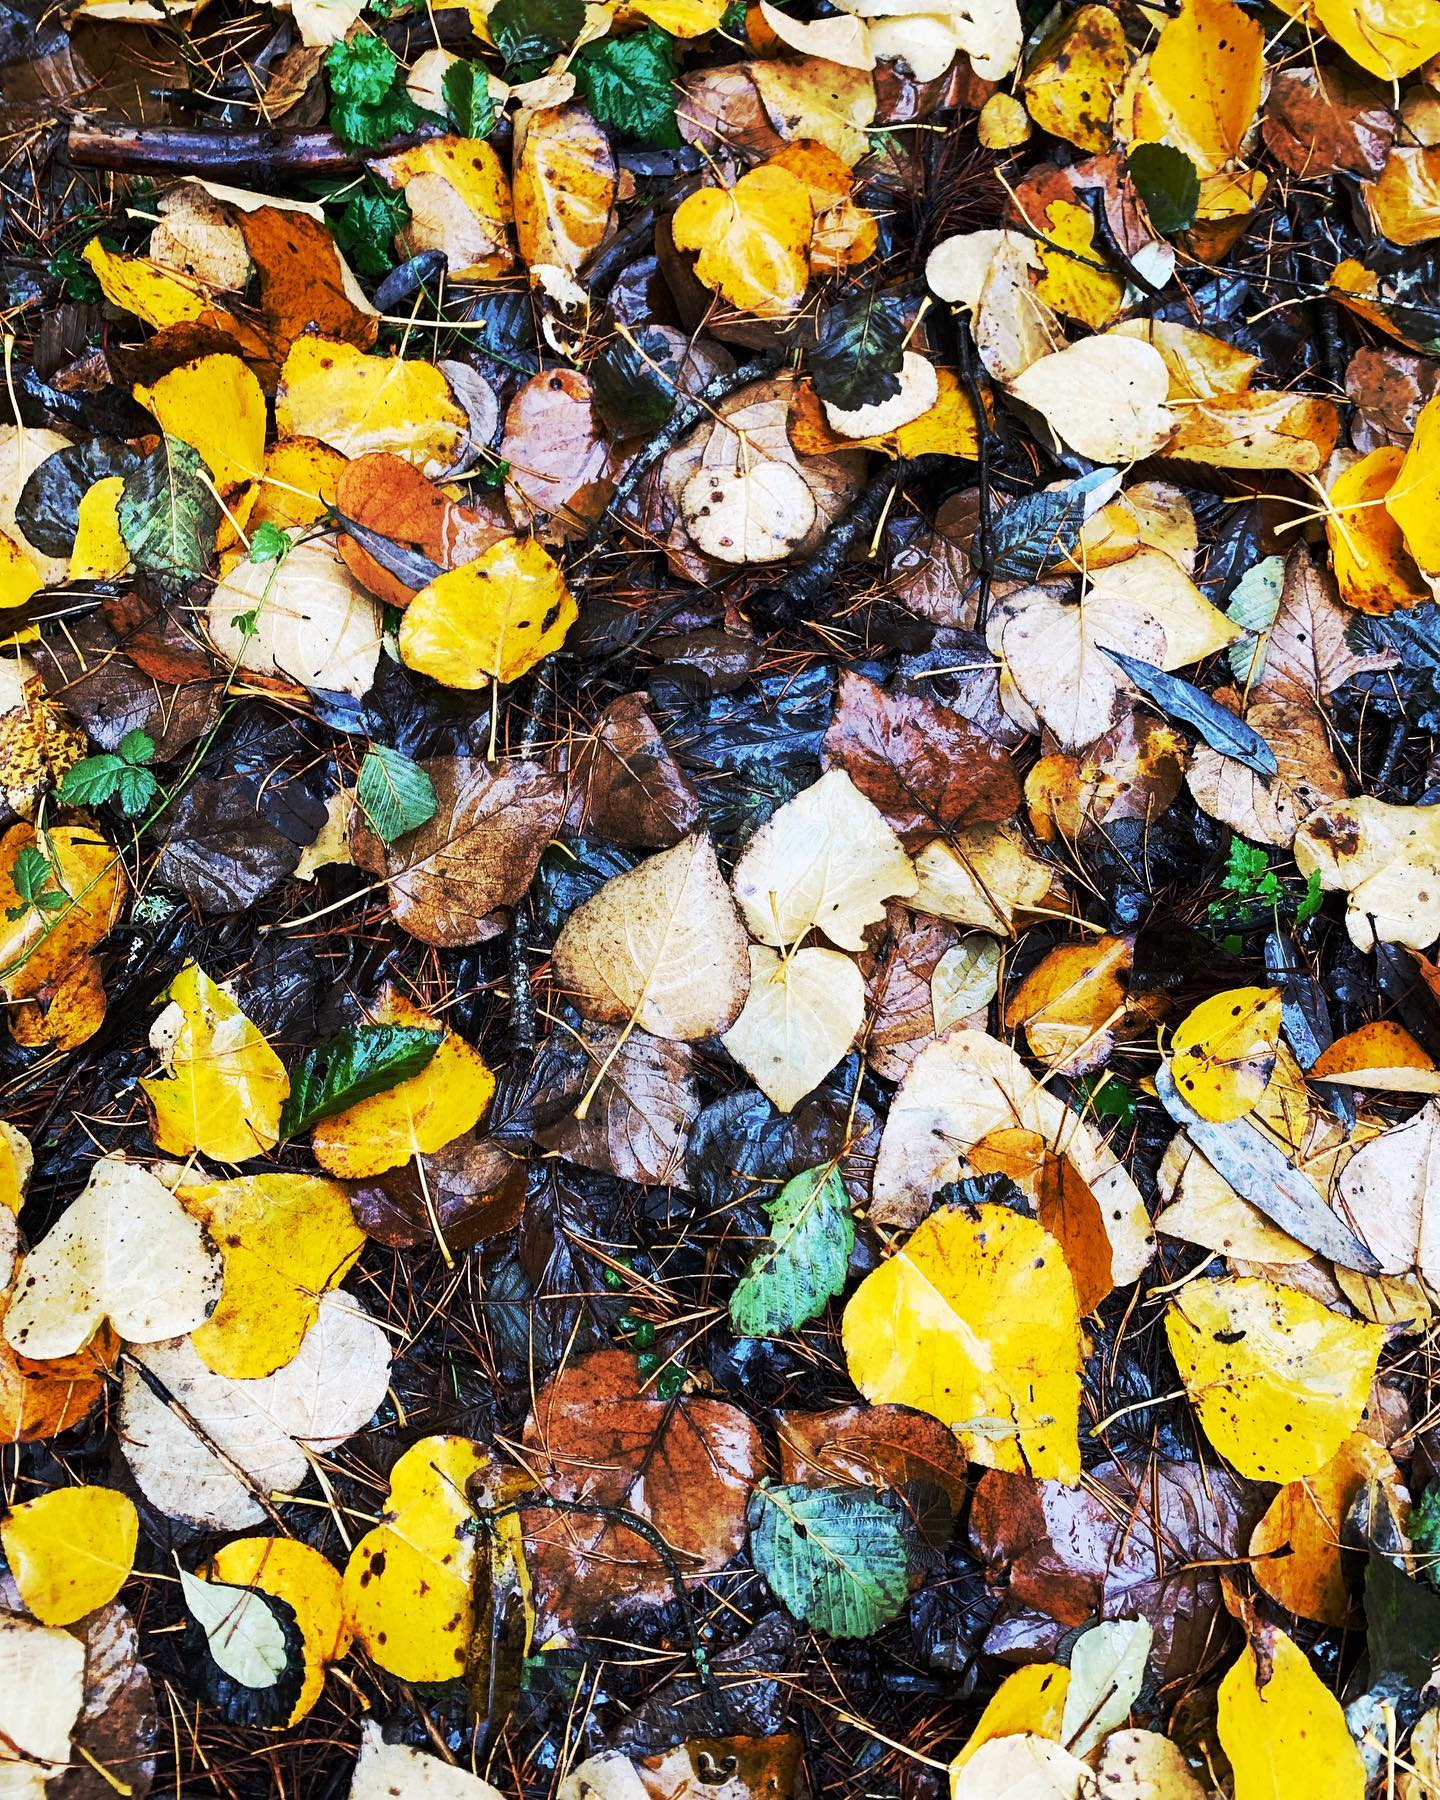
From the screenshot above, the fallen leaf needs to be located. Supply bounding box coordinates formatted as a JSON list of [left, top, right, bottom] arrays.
[[1250, 1432, 1403, 1625], [1021, 4, 1131, 153], [1217, 1624, 1365, 1800], [514, 103, 616, 281], [1003, 934, 1138, 1076], [1327, 447, 1430, 613], [1008, 335, 1173, 465], [350, 1722, 505, 1799], [721, 943, 865, 1113], [997, 585, 1165, 753], [199, 1537, 349, 1725], [777, 1402, 968, 1519], [1167, 986, 1283, 1122], [349, 1133, 525, 1252], [1270, 0, 1440, 80], [1166, 1276, 1384, 1481], [1312, 1020, 1439, 1090], [150, 183, 251, 290], [1295, 795, 1440, 951], [910, 825, 1065, 935], [0, 1614, 86, 1794], [535, 1024, 699, 1186], [747, 57, 876, 164], [335, 453, 507, 606], [1165, 389, 1342, 475], [208, 535, 384, 700], [1092, 1731, 1206, 1800], [747, 1480, 909, 1639], [275, 337, 468, 478], [1062, 1616, 1151, 1758], [0, 1294, 116, 1443], [501, 369, 617, 540], [0, 1487, 137, 1627], [671, 164, 813, 317], [134, 352, 266, 498], [1335, 1100, 1440, 1280], [373, 137, 514, 280], [398, 535, 577, 688], [564, 694, 702, 849], [1116, 0, 1263, 176], [239, 205, 379, 356], [950, 1664, 1068, 1775], [952, 1735, 1094, 1799]]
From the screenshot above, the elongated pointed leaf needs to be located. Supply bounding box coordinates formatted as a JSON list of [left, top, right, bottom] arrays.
[[747, 1481, 909, 1639], [1102, 646, 1279, 776], [730, 1164, 853, 1336], [281, 1024, 443, 1139]]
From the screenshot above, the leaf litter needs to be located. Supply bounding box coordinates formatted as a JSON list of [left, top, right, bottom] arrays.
[[5, 0, 1440, 1793]]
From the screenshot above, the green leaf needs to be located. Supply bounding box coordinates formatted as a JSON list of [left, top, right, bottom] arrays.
[[118, 435, 220, 584], [57, 753, 159, 818], [730, 1165, 853, 1337], [247, 521, 291, 565], [7, 844, 70, 919], [810, 292, 907, 412], [280, 1024, 444, 1138], [489, 0, 584, 65], [116, 729, 156, 765], [356, 745, 438, 844], [1225, 556, 1284, 684], [325, 34, 400, 106], [1295, 869, 1324, 927], [747, 1481, 910, 1639], [1126, 143, 1200, 235], [443, 59, 497, 137], [329, 182, 412, 278], [590, 327, 679, 438], [573, 27, 680, 146], [330, 85, 422, 151], [1072, 1072, 1137, 1129], [1410, 1483, 1440, 1587]]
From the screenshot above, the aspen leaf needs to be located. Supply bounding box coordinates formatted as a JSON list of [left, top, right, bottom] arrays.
[[1093, 1732, 1206, 1800], [1249, 1432, 1403, 1625], [180, 1175, 365, 1379], [1334, 1100, 1440, 1282], [1270, 0, 1440, 80], [514, 104, 615, 281], [552, 833, 752, 1039], [910, 826, 1063, 934], [1327, 447, 1429, 614], [1217, 1625, 1365, 1800], [398, 536, 577, 688], [842, 1202, 1084, 1481], [141, 962, 290, 1163], [0, 1486, 138, 1626], [200, 1537, 349, 1725], [81, 238, 212, 330], [951, 1736, 1096, 1800], [373, 136, 514, 280], [1294, 796, 1440, 952], [1021, 5, 1130, 154], [680, 459, 817, 564], [2, 1156, 221, 1360], [997, 586, 1166, 753], [671, 165, 813, 317], [1165, 1276, 1384, 1482], [1165, 389, 1341, 475], [1167, 986, 1283, 1122], [1118, 0, 1263, 177], [0, 1614, 85, 1796], [1311, 1020, 1439, 1091], [120, 1294, 393, 1529], [275, 338, 467, 478], [350, 1722, 506, 1799], [721, 943, 865, 1113], [134, 353, 266, 496], [1062, 1617, 1151, 1758], [179, 1565, 289, 1689], [343, 1435, 488, 1682], [1008, 336, 1174, 465], [1002, 934, 1135, 1076], [0, 1295, 115, 1443], [950, 1663, 1068, 1774], [0, 823, 126, 1032], [208, 535, 384, 700], [823, 353, 938, 439], [69, 476, 129, 581], [730, 769, 916, 951]]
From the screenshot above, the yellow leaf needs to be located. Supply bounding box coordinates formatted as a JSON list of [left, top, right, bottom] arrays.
[[1165, 388, 1340, 476], [978, 92, 1031, 150], [81, 238, 212, 329], [68, 477, 129, 582], [398, 535, 576, 688], [1033, 200, 1125, 329], [180, 1175, 365, 1379], [0, 1485, 138, 1626], [1250, 1433, 1402, 1625], [0, 532, 41, 610], [374, 136, 514, 281], [1270, 0, 1440, 80], [1110, 318, 1259, 399], [275, 337, 467, 479], [1294, 795, 1440, 952], [1386, 389, 1440, 581], [1364, 145, 1440, 247], [1002, 933, 1135, 1076], [1166, 1276, 1384, 1482], [248, 437, 346, 532], [1168, 985, 1283, 1122], [1021, 4, 1131, 153], [842, 1202, 1084, 1481], [514, 104, 615, 281], [342, 1434, 489, 1681], [630, 0, 723, 31], [950, 1663, 1069, 1775], [0, 823, 126, 1016], [141, 963, 290, 1163], [134, 352, 267, 497], [768, 140, 876, 272], [789, 370, 983, 460], [1118, 0, 1263, 177], [1217, 1625, 1365, 1800], [202, 1537, 352, 1723], [1327, 446, 1430, 614], [671, 165, 813, 318], [311, 995, 495, 1179], [748, 57, 876, 165]]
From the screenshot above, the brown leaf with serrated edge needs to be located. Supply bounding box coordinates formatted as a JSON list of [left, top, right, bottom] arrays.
[[354, 758, 565, 949], [348, 1133, 526, 1251], [54, 1602, 158, 1800], [535, 1024, 699, 1187], [334, 453, 509, 607], [821, 671, 1020, 851], [564, 694, 702, 849], [238, 207, 378, 358], [520, 1349, 763, 1639]]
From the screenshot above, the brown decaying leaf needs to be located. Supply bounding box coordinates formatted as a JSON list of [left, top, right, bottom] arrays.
[[348, 1133, 526, 1251], [821, 670, 1020, 851], [563, 694, 703, 849], [1261, 64, 1395, 178], [502, 369, 618, 540], [534, 1024, 699, 1188], [520, 1349, 764, 1639], [335, 453, 510, 606], [776, 1403, 967, 1520], [353, 756, 566, 948], [238, 206, 378, 358]]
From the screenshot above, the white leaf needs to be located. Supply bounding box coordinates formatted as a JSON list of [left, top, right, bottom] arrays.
[[1009, 336, 1174, 464], [824, 353, 939, 438], [350, 1723, 506, 1798], [722, 944, 865, 1112], [731, 770, 916, 951], [1061, 1616, 1152, 1758], [951, 1734, 1098, 1800], [0, 1614, 86, 1797], [2, 1156, 221, 1360], [758, 0, 874, 67], [179, 1567, 288, 1689], [1335, 1100, 1440, 1285], [910, 825, 1061, 935], [680, 462, 817, 565], [208, 536, 383, 700], [1092, 1730, 1206, 1799]]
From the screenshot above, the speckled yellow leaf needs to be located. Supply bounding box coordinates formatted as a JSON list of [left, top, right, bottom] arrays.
[[1327, 447, 1430, 614], [247, 438, 346, 532], [514, 104, 615, 281], [1168, 986, 1282, 1122], [398, 535, 576, 688], [202, 1537, 351, 1723], [1021, 4, 1130, 152], [68, 477, 129, 581], [1386, 390, 1440, 581], [0, 1485, 138, 1626], [180, 1175, 365, 1379], [629, 0, 722, 31], [374, 136, 514, 281], [134, 353, 267, 495], [1250, 1432, 1403, 1625], [842, 1202, 1083, 1481], [275, 338, 467, 479], [0, 532, 41, 610], [141, 963, 289, 1163], [1271, 0, 1440, 80], [672, 165, 812, 318], [311, 996, 495, 1179], [1034, 201, 1125, 329], [342, 1434, 488, 1681], [1166, 1276, 1384, 1483], [81, 238, 211, 329], [950, 1663, 1069, 1775], [0, 822, 126, 1012], [1218, 1625, 1364, 1800], [1117, 0, 1263, 177]]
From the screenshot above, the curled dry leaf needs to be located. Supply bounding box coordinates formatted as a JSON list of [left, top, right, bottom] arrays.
[[552, 833, 752, 1040], [521, 1349, 764, 1640], [201, 1537, 350, 1726]]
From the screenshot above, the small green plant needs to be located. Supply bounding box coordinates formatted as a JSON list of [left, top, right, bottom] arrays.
[[56, 730, 160, 819], [325, 36, 421, 150], [247, 521, 290, 564], [52, 246, 101, 303], [1207, 839, 1324, 935], [6, 845, 71, 922], [1411, 1482, 1440, 1588], [1072, 1072, 1137, 1130], [328, 179, 412, 278]]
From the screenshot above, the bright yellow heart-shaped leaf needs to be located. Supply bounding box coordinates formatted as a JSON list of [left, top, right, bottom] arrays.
[[1, 1485, 138, 1625], [134, 353, 267, 496], [1168, 985, 1283, 1121], [275, 337, 467, 478], [398, 535, 576, 688], [671, 165, 813, 318]]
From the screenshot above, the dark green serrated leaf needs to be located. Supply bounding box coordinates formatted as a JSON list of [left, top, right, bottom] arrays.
[[116, 729, 155, 765], [7, 845, 69, 920], [989, 466, 1117, 580], [730, 1165, 852, 1336], [329, 183, 412, 278], [330, 85, 422, 150], [326, 34, 399, 105], [17, 437, 142, 558], [747, 1482, 910, 1639], [117, 435, 220, 584], [590, 327, 679, 438], [356, 745, 438, 844], [443, 59, 497, 137], [1127, 143, 1200, 235], [1411, 1485, 1440, 1588], [280, 1024, 444, 1138], [247, 521, 291, 564], [490, 0, 584, 66], [573, 27, 680, 146], [810, 292, 907, 411]]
